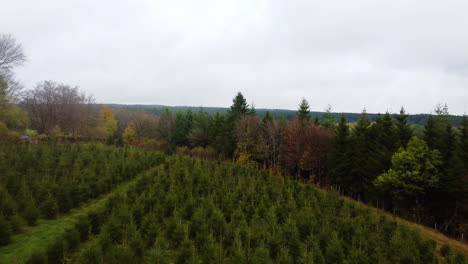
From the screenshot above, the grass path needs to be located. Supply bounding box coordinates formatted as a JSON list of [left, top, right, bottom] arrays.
[[0, 173, 148, 264]]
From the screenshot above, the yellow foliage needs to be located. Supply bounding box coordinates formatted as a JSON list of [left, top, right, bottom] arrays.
[[49, 125, 62, 138], [176, 146, 190, 156], [236, 152, 257, 168], [99, 106, 118, 138], [0, 121, 8, 140], [123, 125, 138, 143]]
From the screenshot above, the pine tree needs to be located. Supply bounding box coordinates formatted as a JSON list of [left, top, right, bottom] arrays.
[[320, 104, 335, 131], [394, 107, 413, 147], [328, 114, 351, 186], [459, 115, 468, 172], [225, 92, 252, 157], [297, 98, 311, 121], [262, 111, 273, 124], [228, 92, 250, 120], [372, 112, 399, 172], [348, 110, 374, 198]]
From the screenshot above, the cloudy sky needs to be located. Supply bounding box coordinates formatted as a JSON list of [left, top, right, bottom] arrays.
[[2, 0, 468, 114]]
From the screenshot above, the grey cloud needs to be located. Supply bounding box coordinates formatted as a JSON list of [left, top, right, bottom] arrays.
[[1, 0, 467, 114]]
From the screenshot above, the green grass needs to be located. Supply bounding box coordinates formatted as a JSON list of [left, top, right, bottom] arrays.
[[342, 196, 468, 258], [0, 168, 153, 264]]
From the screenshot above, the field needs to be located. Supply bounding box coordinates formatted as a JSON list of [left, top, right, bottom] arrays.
[[0, 144, 466, 264]]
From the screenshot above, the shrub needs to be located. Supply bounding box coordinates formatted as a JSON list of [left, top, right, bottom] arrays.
[[26, 251, 47, 264], [24, 204, 40, 226], [0, 215, 12, 246], [40, 197, 58, 219]]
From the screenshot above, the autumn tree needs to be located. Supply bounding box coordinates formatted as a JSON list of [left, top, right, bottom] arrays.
[[0, 34, 26, 101], [130, 113, 160, 141], [281, 119, 332, 182], [0, 77, 28, 131], [234, 115, 263, 166], [22, 81, 94, 135], [225, 92, 254, 157], [99, 106, 118, 141], [158, 109, 174, 143], [261, 115, 288, 168]]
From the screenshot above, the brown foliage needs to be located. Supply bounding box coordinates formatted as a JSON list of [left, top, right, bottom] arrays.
[[281, 119, 332, 182], [234, 115, 264, 164]]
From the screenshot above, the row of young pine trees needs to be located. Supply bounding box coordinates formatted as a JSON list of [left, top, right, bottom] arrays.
[[25, 157, 467, 264], [0, 143, 166, 246]]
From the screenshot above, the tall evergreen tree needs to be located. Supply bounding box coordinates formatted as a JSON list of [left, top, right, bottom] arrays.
[[172, 110, 193, 147], [228, 92, 250, 121], [328, 114, 351, 186], [297, 98, 311, 121], [372, 112, 399, 171], [394, 107, 413, 147], [348, 110, 374, 198], [262, 111, 273, 124], [459, 116, 468, 170], [320, 104, 335, 131], [225, 92, 252, 158]]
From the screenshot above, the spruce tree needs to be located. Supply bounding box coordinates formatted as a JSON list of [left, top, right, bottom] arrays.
[[225, 92, 252, 157], [348, 110, 374, 198], [328, 114, 351, 186], [320, 104, 335, 131], [394, 107, 413, 147], [262, 111, 273, 124], [228, 92, 250, 120], [373, 112, 399, 172], [459, 115, 468, 170], [297, 98, 311, 121]]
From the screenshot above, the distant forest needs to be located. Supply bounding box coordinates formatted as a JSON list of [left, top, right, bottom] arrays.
[[106, 104, 465, 126]]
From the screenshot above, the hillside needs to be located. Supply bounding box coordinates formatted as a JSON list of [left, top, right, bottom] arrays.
[[0, 145, 465, 263]]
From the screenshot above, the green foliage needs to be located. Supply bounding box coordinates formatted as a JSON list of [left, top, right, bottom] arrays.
[[59, 156, 444, 263], [328, 114, 351, 185], [375, 137, 441, 211], [0, 143, 165, 246], [41, 197, 58, 219], [320, 104, 335, 131], [23, 203, 40, 226], [228, 92, 250, 120], [297, 98, 311, 121], [0, 215, 12, 246], [395, 107, 413, 147]]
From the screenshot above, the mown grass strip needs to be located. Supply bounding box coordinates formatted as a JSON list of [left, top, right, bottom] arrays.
[[0, 167, 158, 264]]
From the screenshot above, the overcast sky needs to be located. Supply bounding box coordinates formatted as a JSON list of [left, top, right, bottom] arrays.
[[2, 0, 468, 114]]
